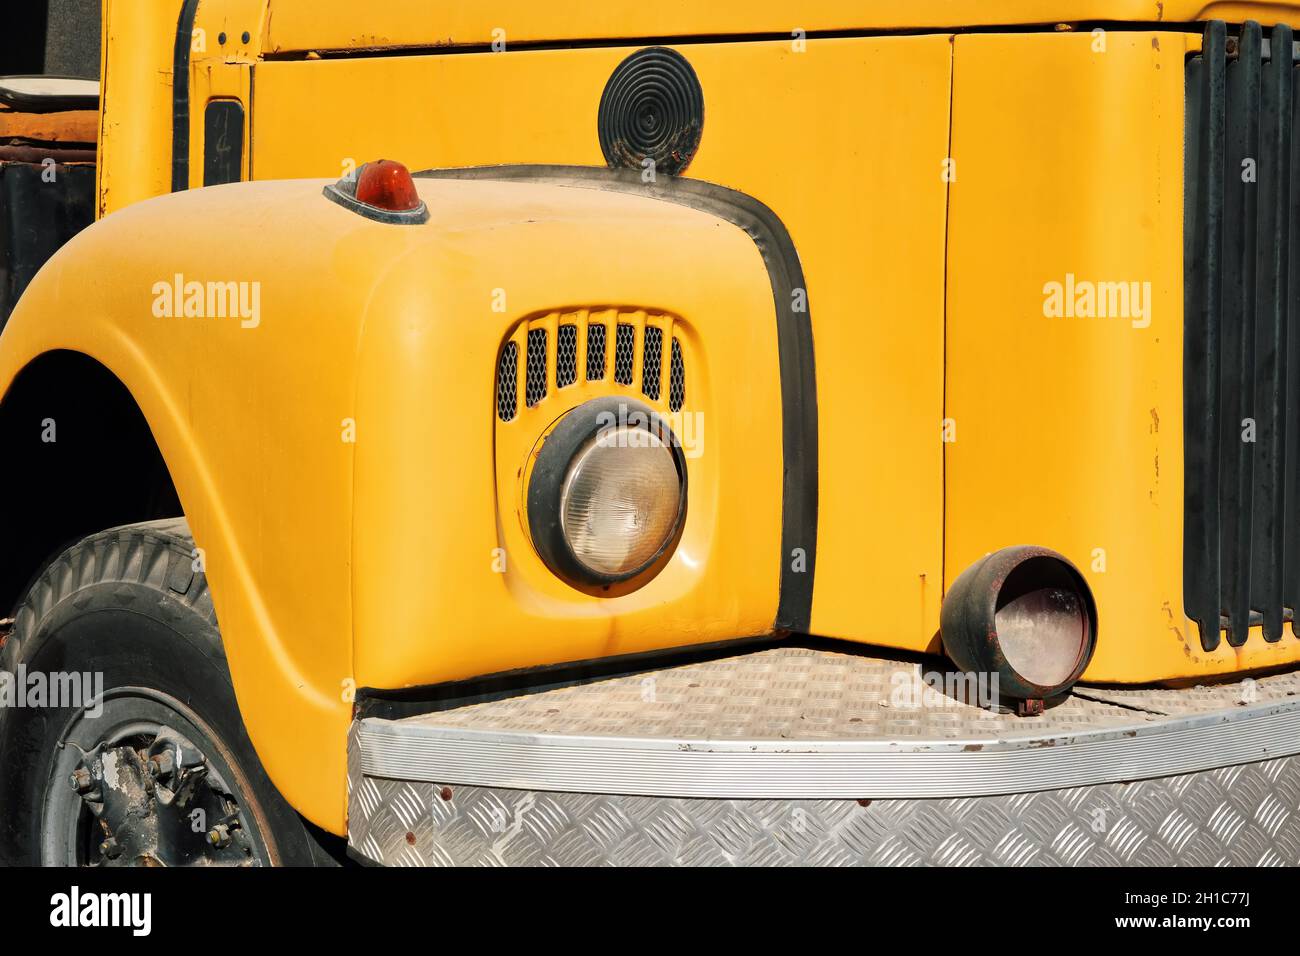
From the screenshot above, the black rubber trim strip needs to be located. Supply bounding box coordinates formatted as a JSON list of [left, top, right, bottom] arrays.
[[416, 164, 819, 630], [171, 0, 201, 192]]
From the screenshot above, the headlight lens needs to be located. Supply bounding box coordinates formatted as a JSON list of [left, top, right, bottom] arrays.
[[994, 576, 1090, 687], [560, 426, 682, 576]]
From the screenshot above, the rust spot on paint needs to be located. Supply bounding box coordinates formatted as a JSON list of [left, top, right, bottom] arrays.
[[439, 786, 453, 802], [405, 831, 416, 846], [1152, 37, 1161, 52], [1150, 408, 1160, 433], [1161, 601, 1191, 654]]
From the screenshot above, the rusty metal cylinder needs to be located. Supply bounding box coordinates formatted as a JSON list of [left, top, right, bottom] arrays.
[[940, 545, 1098, 704]]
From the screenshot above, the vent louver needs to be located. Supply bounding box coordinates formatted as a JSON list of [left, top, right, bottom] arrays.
[[495, 311, 688, 421], [642, 327, 663, 400], [525, 328, 548, 407], [496, 341, 518, 422], [557, 325, 578, 388]]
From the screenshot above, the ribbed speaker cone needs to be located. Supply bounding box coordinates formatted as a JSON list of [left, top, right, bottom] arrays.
[[598, 47, 704, 176]]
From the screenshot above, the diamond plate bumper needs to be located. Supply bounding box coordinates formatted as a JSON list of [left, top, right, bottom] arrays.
[[348, 645, 1300, 866]]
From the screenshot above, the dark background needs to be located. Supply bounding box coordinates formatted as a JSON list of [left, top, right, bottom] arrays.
[[1, 0, 101, 79]]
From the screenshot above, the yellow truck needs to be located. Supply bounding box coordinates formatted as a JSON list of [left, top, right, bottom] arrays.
[[1, 0, 1300, 866]]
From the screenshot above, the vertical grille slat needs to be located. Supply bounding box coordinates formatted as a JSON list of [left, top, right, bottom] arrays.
[[1185, 21, 1227, 650], [1186, 20, 1300, 649], [642, 327, 663, 400], [586, 323, 607, 380], [557, 324, 578, 388], [525, 328, 548, 407], [1286, 61, 1300, 615], [1254, 24, 1294, 642], [1220, 21, 1262, 648]]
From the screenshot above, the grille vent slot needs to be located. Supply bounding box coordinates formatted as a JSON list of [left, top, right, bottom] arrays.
[[496, 312, 687, 419], [496, 341, 518, 422], [670, 338, 686, 412], [614, 324, 636, 385], [642, 327, 663, 400], [586, 324, 606, 380], [557, 325, 578, 388], [525, 329, 548, 407]]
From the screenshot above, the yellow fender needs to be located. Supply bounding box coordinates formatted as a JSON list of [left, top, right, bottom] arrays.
[[0, 172, 791, 832]]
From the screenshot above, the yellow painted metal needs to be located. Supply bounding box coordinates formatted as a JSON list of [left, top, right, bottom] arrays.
[[183, 0, 266, 189], [250, 36, 953, 651], [60, 0, 1300, 831], [349, 183, 781, 691], [493, 308, 696, 612], [256, 1, 1300, 54], [947, 29, 1300, 681], [0, 176, 782, 832], [98, 0, 265, 213], [97, 0, 178, 217]]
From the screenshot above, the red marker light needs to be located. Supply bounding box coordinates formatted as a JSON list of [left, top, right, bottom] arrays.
[[355, 159, 422, 212]]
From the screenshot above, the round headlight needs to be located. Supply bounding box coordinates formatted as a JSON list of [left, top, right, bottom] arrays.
[[939, 546, 1097, 713], [528, 397, 687, 590], [560, 426, 682, 576]]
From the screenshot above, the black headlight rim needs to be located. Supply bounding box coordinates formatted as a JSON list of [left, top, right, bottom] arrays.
[[526, 396, 688, 593]]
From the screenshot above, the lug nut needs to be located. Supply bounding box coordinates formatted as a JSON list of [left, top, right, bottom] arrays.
[[148, 751, 175, 778], [207, 824, 232, 849], [69, 768, 93, 793]]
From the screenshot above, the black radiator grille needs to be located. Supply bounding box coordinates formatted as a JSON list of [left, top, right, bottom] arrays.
[[1185, 20, 1300, 649]]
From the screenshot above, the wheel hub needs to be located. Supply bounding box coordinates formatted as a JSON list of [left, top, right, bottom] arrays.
[[70, 726, 255, 866]]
